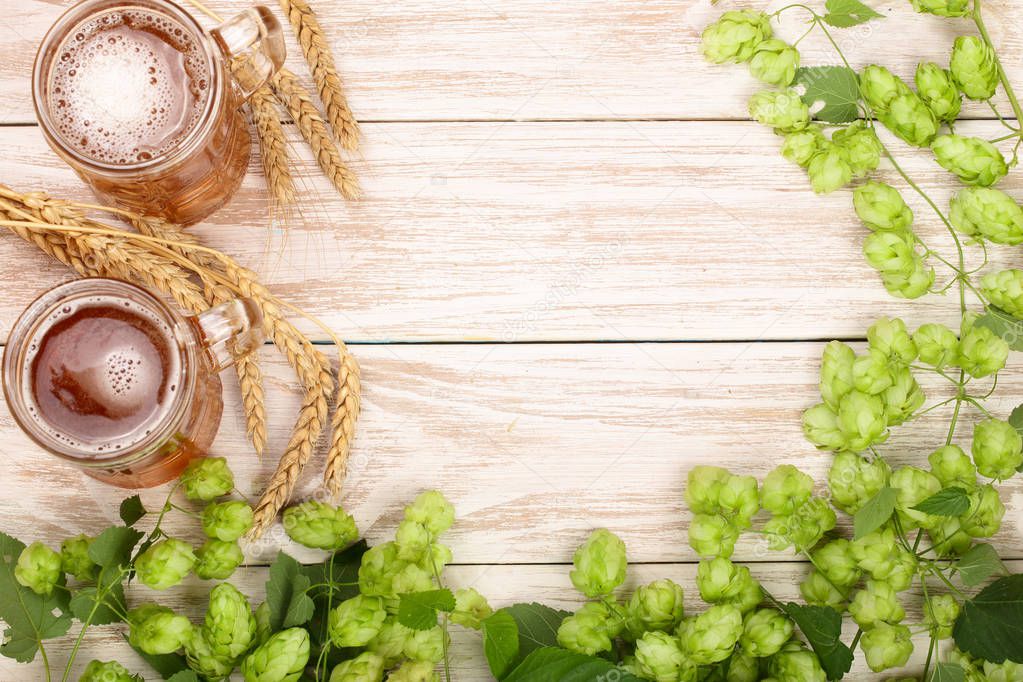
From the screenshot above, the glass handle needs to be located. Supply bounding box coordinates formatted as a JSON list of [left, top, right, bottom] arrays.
[[193, 298, 265, 372], [210, 6, 286, 99]]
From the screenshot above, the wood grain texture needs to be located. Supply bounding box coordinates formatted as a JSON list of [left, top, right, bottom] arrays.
[[1, 342, 1021, 566], [3, 561, 1020, 681], [0, 121, 1020, 342], [0, 0, 1020, 124]]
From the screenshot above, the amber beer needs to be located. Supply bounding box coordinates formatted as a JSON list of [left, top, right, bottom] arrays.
[[3, 279, 263, 488], [33, 0, 285, 225]]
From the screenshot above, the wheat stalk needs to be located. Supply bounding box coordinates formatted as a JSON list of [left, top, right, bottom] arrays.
[[272, 68, 362, 201], [324, 344, 361, 494], [278, 0, 360, 151], [251, 87, 297, 207]]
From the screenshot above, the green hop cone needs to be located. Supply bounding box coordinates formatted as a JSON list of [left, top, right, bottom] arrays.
[[802, 403, 847, 451], [201, 500, 254, 542], [958, 323, 1009, 379], [241, 628, 310, 682], [569, 528, 627, 597], [329, 595, 387, 647], [127, 603, 193, 656], [928, 517, 974, 557], [685, 465, 732, 514], [810, 539, 861, 588], [863, 230, 917, 275], [912, 0, 971, 16], [882, 260, 935, 299], [880, 93, 940, 147], [853, 348, 895, 395], [749, 39, 799, 87], [688, 513, 739, 558], [195, 539, 244, 581], [929, 444, 978, 489], [807, 144, 854, 195], [403, 625, 448, 663], [781, 127, 827, 168], [838, 390, 889, 451], [883, 367, 925, 426], [932, 135, 1008, 187], [450, 587, 492, 629], [185, 627, 233, 680], [768, 640, 827, 682], [848, 580, 906, 629], [394, 519, 432, 562], [971, 418, 1023, 480], [854, 182, 914, 233], [828, 452, 891, 514], [727, 649, 759, 682], [951, 35, 999, 100], [961, 483, 1006, 537], [387, 660, 439, 682], [60, 534, 96, 582], [950, 187, 1023, 244], [135, 538, 196, 590], [861, 65, 913, 114], [253, 601, 271, 647], [634, 631, 691, 682], [180, 456, 234, 501], [869, 317, 918, 365], [556, 602, 615, 655], [677, 603, 743, 665], [696, 557, 746, 603], [329, 652, 385, 682], [916, 62, 963, 121], [852, 529, 919, 591], [358, 542, 405, 597], [391, 562, 435, 595], [914, 323, 959, 369], [819, 341, 855, 409], [860, 622, 914, 672], [832, 122, 882, 178], [203, 582, 256, 662], [80, 660, 142, 682], [404, 490, 456, 536], [701, 10, 772, 64], [718, 474, 759, 528], [981, 269, 1023, 318], [739, 608, 792, 658], [749, 90, 810, 133], [892, 465, 943, 530], [800, 569, 850, 608], [626, 578, 685, 636], [14, 541, 61, 596], [924, 593, 961, 639], [283, 500, 359, 550], [984, 660, 1023, 682], [367, 618, 409, 667], [765, 499, 836, 552], [760, 464, 813, 515]]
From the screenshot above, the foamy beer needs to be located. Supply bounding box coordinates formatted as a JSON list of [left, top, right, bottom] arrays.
[[32, 0, 286, 225], [2, 279, 264, 487]]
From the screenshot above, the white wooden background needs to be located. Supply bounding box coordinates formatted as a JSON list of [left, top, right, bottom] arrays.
[[0, 0, 1021, 679]]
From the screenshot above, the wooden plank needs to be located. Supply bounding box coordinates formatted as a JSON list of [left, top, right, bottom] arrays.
[[1, 342, 1021, 565], [4, 560, 1019, 681], [0, 121, 1019, 342], [0, 1, 1020, 123]]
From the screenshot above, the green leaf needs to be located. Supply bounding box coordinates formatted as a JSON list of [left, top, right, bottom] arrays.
[[266, 551, 315, 630], [1009, 404, 1023, 437], [958, 543, 1008, 588], [88, 526, 144, 568], [823, 0, 884, 27], [126, 634, 190, 680], [166, 672, 201, 682], [69, 581, 126, 626], [0, 532, 72, 663], [778, 602, 854, 680], [119, 495, 147, 527], [397, 589, 456, 631], [482, 610, 520, 679], [975, 307, 1023, 352], [501, 602, 571, 662], [503, 647, 644, 682], [930, 662, 966, 682], [912, 487, 971, 517], [853, 487, 897, 540], [954, 574, 1023, 663], [794, 66, 861, 124]]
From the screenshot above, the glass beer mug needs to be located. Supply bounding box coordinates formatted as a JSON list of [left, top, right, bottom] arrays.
[[32, 0, 286, 225], [2, 279, 264, 488]]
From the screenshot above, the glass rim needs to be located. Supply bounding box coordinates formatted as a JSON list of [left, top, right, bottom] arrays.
[[31, 0, 225, 174], [1, 278, 198, 466]]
